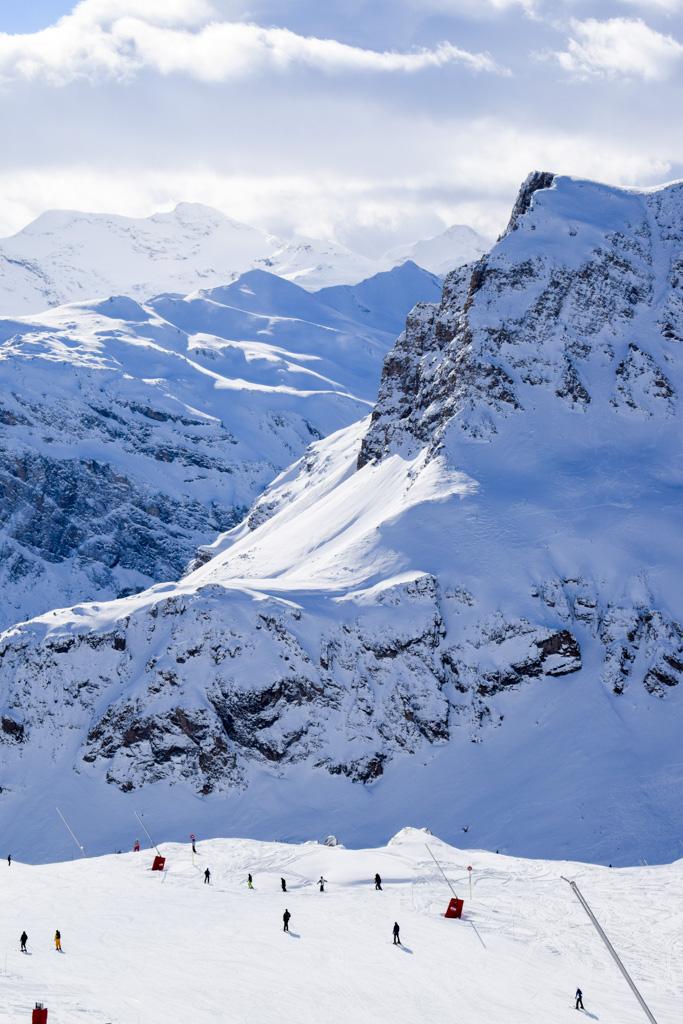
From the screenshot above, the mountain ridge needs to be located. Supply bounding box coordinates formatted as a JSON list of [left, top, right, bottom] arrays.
[[1, 173, 681, 865], [0, 202, 488, 316]]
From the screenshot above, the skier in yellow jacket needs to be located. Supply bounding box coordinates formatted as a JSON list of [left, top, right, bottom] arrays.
[[55, 930, 62, 952]]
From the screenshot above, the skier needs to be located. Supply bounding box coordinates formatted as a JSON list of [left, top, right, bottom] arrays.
[[283, 909, 291, 933], [247, 873, 254, 890], [575, 988, 584, 1011], [204, 868, 211, 885], [7, 853, 11, 866], [392, 922, 401, 945], [318, 876, 327, 893], [20, 931, 28, 953], [281, 877, 287, 893], [133, 839, 140, 853], [192, 839, 197, 855], [374, 873, 382, 891], [55, 930, 62, 952]]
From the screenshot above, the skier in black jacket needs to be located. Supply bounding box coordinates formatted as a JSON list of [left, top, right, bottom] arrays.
[[283, 909, 291, 932], [204, 868, 211, 884], [281, 877, 287, 892], [392, 922, 401, 945], [575, 988, 584, 1010], [20, 931, 27, 953], [374, 873, 382, 890]]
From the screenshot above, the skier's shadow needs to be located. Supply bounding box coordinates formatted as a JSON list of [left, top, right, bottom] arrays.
[[580, 1012, 599, 1021], [287, 931, 301, 939], [397, 944, 414, 955]]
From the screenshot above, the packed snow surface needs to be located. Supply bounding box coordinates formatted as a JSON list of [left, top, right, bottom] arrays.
[[1, 829, 677, 1024]]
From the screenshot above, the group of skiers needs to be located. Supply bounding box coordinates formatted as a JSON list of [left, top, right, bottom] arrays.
[[11, 845, 589, 1013], [20, 930, 62, 953]]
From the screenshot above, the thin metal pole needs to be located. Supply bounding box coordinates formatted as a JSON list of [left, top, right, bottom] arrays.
[[56, 807, 85, 856], [134, 811, 160, 856], [561, 877, 658, 1024], [425, 844, 458, 899]]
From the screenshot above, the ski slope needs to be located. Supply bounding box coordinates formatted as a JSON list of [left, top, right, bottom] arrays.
[[1, 828, 677, 1024]]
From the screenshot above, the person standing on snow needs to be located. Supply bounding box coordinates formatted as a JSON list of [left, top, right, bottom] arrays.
[[7, 854, 11, 866], [55, 930, 62, 952], [283, 909, 291, 932], [392, 922, 401, 945], [318, 876, 327, 892], [20, 931, 28, 953], [575, 988, 584, 1010], [374, 873, 382, 891], [204, 868, 211, 885], [247, 873, 254, 889], [281, 877, 287, 893]]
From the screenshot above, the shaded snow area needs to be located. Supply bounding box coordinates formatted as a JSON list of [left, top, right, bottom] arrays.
[[0, 829, 678, 1024], [0, 263, 441, 627], [1, 173, 683, 866], [0, 200, 483, 316]]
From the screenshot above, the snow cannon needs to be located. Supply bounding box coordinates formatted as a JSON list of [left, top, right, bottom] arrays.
[[151, 855, 166, 871], [444, 897, 464, 919], [32, 1004, 48, 1023]]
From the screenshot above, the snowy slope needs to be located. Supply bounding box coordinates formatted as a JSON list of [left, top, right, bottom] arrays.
[[1, 173, 683, 865], [316, 261, 443, 335], [0, 829, 678, 1024], [384, 223, 490, 277], [0, 264, 439, 627], [0, 203, 392, 316]]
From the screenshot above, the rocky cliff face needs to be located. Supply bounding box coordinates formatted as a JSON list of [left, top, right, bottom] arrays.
[[360, 171, 682, 465], [1, 174, 682, 864]]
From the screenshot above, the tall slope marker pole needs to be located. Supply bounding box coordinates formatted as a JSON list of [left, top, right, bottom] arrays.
[[56, 807, 86, 857], [425, 844, 459, 898], [561, 877, 658, 1024], [134, 811, 161, 857]]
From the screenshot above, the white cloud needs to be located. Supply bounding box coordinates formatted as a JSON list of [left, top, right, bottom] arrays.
[[0, 0, 503, 85], [0, 119, 671, 244], [555, 17, 683, 80]]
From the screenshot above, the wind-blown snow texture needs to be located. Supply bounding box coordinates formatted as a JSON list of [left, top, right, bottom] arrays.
[[1, 174, 682, 866], [2, 829, 678, 1024], [0, 263, 441, 627]]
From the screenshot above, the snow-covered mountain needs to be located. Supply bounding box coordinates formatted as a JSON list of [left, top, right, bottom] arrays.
[[0, 203, 383, 316], [0, 201, 482, 317], [2, 828, 677, 1023], [1, 173, 682, 865], [0, 262, 440, 628], [384, 223, 490, 277]]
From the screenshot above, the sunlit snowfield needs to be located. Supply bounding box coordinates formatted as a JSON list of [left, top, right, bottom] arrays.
[[2, 828, 678, 1023]]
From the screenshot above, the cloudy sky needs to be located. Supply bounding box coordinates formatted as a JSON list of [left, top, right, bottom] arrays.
[[0, 0, 681, 253]]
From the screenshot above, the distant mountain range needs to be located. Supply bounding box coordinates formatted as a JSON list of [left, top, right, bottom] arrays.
[[0, 201, 490, 315], [2, 173, 682, 865], [0, 261, 442, 628]]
